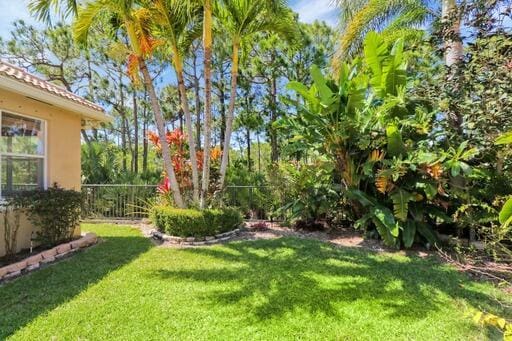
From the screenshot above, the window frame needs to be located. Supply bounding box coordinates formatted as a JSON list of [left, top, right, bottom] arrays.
[[0, 109, 48, 198]]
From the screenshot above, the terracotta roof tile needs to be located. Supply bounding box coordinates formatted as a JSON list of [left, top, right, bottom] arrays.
[[0, 60, 105, 113]]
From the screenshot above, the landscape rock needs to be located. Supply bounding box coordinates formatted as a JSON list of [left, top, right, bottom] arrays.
[[83, 233, 98, 244], [70, 239, 88, 249], [41, 256, 55, 263], [4, 261, 27, 273], [27, 263, 40, 271], [25, 254, 43, 266], [41, 248, 57, 259], [56, 243, 72, 254], [4, 270, 21, 279]]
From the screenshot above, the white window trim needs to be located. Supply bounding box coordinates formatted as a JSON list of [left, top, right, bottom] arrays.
[[0, 109, 48, 198]]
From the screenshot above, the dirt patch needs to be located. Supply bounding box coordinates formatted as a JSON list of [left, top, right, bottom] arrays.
[[136, 220, 430, 257]]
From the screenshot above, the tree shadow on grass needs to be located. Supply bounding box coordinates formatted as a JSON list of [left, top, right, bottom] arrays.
[[0, 226, 153, 339], [153, 237, 510, 324]]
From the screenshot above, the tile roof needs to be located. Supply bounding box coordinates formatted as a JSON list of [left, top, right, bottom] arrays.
[[0, 59, 105, 113]]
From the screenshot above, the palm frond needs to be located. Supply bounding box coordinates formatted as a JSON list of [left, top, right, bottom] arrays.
[[72, 0, 107, 45], [28, 0, 78, 24], [333, 0, 431, 69]]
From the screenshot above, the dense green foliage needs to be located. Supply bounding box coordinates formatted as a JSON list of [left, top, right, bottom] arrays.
[[150, 206, 242, 237]]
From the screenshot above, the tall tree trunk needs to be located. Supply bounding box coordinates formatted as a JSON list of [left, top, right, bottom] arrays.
[[442, 0, 464, 133], [192, 53, 202, 150], [86, 54, 98, 141], [269, 76, 279, 163], [142, 92, 148, 174], [257, 133, 261, 173], [139, 58, 185, 208], [218, 39, 240, 189], [81, 130, 92, 147], [219, 74, 226, 149], [178, 110, 184, 132], [246, 126, 251, 171], [133, 91, 139, 174], [126, 115, 133, 171], [200, 0, 213, 209], [174, 53, 200, 203], [119, 76, 128, 172]]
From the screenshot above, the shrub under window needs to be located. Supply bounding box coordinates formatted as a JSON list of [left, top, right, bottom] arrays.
[[20, 184, 84, 247]]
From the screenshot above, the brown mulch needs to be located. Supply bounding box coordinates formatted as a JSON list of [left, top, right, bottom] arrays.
[[137, 220, 430, 257]]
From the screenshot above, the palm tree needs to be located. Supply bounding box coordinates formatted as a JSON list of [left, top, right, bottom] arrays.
[[200, 0, 213, 209], [216, 0, 296, 191], [333, 0, 463, 131], [73, 0, 186, 208], [28, 0, 79, 23], [333, 0, 432, 62], [152, 0, 203, 203]]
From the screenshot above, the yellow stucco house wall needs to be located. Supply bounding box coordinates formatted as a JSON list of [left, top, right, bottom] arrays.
[[0, 61, 110, 257]]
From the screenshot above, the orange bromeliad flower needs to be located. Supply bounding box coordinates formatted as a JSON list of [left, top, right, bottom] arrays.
[[426, 163, 443, 179], [369, 150, 385, 162], [211, 146, 222, 161], [148, 131, 161, 150]]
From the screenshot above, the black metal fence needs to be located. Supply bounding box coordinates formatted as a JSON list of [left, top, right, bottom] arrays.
[[81, 184, 282, 220], [221, 185, 282, 220], [82, 184, 157, 219]]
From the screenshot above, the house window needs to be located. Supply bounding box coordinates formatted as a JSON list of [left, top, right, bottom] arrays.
[[0, 111, 46, 197]]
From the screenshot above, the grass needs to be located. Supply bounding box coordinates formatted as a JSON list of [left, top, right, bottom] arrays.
[[0, 224, 510, 340]]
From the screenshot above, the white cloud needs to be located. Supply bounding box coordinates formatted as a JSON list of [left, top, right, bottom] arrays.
[[292, 0, 338, 26], [0, 0, 36, 39]]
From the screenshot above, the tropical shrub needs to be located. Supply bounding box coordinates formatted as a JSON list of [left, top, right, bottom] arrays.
[[20, 185, 84, 247], [281, 32, 478, 248], [271, 159, 339, 228], [223, 161, 275, 219], [150, 206, 243, 237]]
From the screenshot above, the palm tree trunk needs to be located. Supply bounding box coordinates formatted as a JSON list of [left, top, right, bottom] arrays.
[[133, 91, 139, 174], [119, 78, 128, 172], [174, 53, 200, 203], [219, 74, 226, 148], [139, 58, 185, 208], [142, 87, 148, 174], [218, 38, 240, 190], [192, 54, 202, 149], [200, 0, 213, 209]]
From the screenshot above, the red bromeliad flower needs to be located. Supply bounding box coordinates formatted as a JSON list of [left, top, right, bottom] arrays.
[[166, 129, 186, 147], [157, 177, 171, 194], [149, 128, 223, 195]]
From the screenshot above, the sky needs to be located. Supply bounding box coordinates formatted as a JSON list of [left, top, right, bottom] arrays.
[[0, 0, 338, 39]]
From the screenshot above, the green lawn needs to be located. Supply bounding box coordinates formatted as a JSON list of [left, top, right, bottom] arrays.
[[0, 224, 509, 340]]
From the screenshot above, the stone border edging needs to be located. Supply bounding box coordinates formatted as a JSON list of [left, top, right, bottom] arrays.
[[150, 227, 242, 246], [0, 232, 98, 283]]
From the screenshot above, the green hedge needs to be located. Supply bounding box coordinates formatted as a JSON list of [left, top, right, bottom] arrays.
[[150, 206, 243, 237]]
